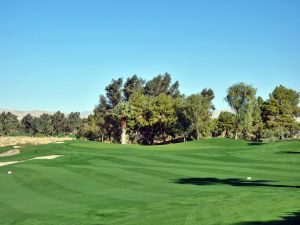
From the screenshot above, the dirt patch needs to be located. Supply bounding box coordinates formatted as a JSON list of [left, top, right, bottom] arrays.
[[0, 136, 73, 147], [0, 149, 21, 157], [0, 155, 64, 167]]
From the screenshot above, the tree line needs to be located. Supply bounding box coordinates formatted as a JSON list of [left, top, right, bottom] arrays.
[[0, 111, 82, 136], [78, 73, 300, 144], [1, 73, 299, 143]]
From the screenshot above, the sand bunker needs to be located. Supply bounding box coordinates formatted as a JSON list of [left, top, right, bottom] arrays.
[[30, 155, 63, 160], [0, 161, 20, 167], [0, 155, 63, 167], [0, 136, 73, 147], [0, 149, 21, 157]]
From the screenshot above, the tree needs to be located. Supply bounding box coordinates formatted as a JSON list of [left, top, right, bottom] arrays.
[[144, 73, 180, 97], [78, 115, 100, 140], [35, 113, 53, 135], [127, 91, 149, 143], [201, 88, 215, 101], [263, 85, 300, 139], [83, 73, 219, 144], [21, 114, 36, 134], [111, 101, 131, 144], [184, 93, 214, 140], [105, 78, 123, 107], [123, 75, 145, 101], [168, 81, 181, 98], [128, 92, 177, 144], [216, 111, 235, 137], [225, 83, 257, 140], [0, 112, 19, 135], [94, 95, 110, 141], [66, 112, 82, 134], [174, 97, 190, 142], [51, 111, 67, 135], [148, 94, 177, 143]]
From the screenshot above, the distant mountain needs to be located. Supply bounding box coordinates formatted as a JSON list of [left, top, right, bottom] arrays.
[[1, 108, 299, 122], [0, 108, 91, 119]]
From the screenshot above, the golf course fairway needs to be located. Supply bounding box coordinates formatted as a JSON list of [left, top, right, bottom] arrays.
[[0, 139, 299, 225]]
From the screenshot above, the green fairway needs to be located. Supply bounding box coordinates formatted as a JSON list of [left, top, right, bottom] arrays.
[[0, 139, 299, 225]]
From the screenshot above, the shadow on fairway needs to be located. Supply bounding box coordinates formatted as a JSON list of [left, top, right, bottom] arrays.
[[280, 151, 300, 154], [248, 142, 266, 146], [236, 211, 300, 224], [174, 178, 300, 189]]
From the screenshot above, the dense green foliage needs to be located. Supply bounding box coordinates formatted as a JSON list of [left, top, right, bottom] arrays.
[[215, 111, 236, 137], [0, 112, 19, 135], [1, 75, 299, 142], [0, 139, 299, 224], [0, 111, 82, 136], [78, 74, 299, 143], [83, 73, 215, 144], [225, 83, 258, 140], [260, 85, 300, 140]]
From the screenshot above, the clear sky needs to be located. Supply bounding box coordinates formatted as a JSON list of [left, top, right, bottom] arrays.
[[0, 0, 299, 112]]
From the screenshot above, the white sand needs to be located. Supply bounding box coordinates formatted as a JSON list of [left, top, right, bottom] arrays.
[[0, 155, 63, 167], [30, 155, 63, 160], [0, 161, 21, 167], [0, 149, 21, 157], [0, 136, 73, 147]]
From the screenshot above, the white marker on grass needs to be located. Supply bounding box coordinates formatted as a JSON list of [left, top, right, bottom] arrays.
[[246, 177, 252, 180], [7, 171, 12, 174]]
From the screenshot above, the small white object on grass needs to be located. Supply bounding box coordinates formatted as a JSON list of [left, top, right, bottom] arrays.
[[246, 177, 252, 180], [7, 171, 12, 174]]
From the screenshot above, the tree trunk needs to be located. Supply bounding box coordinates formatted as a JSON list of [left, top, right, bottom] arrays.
[[121, 128, 127, 144], [121, 115, 127, 144], [235, 129, 238, 140], [196, 130, 200, 140], [221, 130, 226, 138], [135, 131, 138, 144]]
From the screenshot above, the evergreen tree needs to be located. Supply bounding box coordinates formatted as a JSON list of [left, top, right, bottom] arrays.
[[35, 113, 53, 135], [144, 73, 180, 97], [105, 78, 123, 107], [216, 111, 235, 137], [263, 85, 300, 139], [66, 112, 82, 134], [123, 75, 145, 101], [21, 114, 36, 134], [51, 111, 67, 135], [0, 112, 19, 135]]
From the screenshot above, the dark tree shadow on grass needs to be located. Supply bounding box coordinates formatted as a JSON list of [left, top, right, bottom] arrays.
[[236, 211, 300, 224], [279, 151, 300, 154], [174, 178, 300, 189], [248, 142, 266, 146]]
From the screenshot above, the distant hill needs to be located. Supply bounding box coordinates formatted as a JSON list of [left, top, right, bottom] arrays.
[[0, 108, 91, 119], [1, 108, 299, 122]]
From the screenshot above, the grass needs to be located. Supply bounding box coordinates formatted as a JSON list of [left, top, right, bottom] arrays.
[[0, 138, 299, 225]]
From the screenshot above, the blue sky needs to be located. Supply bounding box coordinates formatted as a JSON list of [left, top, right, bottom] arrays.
[[0, 0, 299, 112]]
